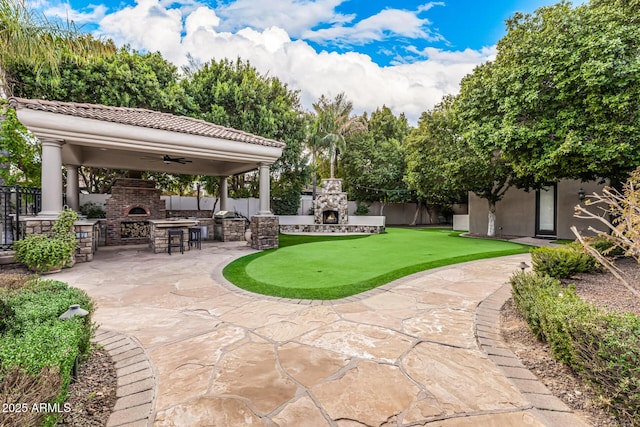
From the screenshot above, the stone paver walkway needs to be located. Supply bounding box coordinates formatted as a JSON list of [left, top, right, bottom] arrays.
[[52, 241, 590, 426]]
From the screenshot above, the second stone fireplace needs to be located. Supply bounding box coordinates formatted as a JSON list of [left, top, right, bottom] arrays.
[[314, 178, 348, 225]]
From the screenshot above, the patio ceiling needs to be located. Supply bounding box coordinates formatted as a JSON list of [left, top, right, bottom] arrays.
[[8, 98, 286, 176]]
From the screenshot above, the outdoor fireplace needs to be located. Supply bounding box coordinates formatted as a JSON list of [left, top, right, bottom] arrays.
[[314, 179, 348, 225], [322, 210, 339, 224], [105, 178, 166, 245]]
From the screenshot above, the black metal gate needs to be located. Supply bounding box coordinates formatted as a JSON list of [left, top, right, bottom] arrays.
[[1, 185, 41, 250]]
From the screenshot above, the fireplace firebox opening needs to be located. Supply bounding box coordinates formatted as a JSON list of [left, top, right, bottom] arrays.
[[323, 210, 339, 224]]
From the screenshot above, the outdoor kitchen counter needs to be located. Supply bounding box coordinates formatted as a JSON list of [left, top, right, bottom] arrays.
[[148, 219, 198, 254]]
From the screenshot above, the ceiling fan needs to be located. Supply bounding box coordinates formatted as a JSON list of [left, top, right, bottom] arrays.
[[162, 155, 192, 164]]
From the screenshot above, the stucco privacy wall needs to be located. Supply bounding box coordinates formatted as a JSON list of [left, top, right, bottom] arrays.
[[469, 179, 608, 239]]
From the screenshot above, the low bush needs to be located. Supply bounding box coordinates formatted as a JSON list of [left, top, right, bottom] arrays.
[[79, 202, 106, 219], [0, 365, 63, 427], [355, 202, 369, 216], [530, 244, 597, 279], [510, 271, 640, 422], [584, 235, 626, 258], [13, 209, 79, 273], [0, 278, 95, 425]]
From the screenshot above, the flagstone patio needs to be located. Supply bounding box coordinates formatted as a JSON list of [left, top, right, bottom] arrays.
[[52, 241, 589, 426]]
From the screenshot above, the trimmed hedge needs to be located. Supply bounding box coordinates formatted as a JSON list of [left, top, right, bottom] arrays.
[[530, 244, 597, 279], [511, 271, 640, 422], [0, 277, 95, 426]]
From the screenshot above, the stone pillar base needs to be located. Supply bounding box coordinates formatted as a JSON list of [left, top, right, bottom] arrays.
[[250, 215, 279, 250]]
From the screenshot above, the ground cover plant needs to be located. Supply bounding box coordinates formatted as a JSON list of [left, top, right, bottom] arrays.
[[510, 270, 640, 423], [0, 274, 95, 427], [224, 228, 530, 299]]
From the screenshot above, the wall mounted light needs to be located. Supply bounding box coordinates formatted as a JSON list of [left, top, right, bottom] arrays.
[[578, 188, 586, 201], [76, 231, 88, 239]]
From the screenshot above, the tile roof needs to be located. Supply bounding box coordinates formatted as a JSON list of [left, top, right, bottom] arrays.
[[8, 97, 286, 149]]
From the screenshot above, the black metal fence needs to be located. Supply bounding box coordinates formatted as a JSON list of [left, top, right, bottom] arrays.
[[1, 185, 41, 250]]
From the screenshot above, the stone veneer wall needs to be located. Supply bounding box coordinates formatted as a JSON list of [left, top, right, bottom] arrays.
[[279, 224, 385, 234], [250, 215, 279, 250], [22, 218, 98, 263], [221, 219, 247, 242], [105, 178, 165, 246], [149, 223, 187, 254], [314, 178, 348, 225]]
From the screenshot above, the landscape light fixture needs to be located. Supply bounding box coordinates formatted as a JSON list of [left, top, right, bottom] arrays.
[[518, 261, 530, 271], [59, 304, 89, 320], [59, 305, 89, 379]]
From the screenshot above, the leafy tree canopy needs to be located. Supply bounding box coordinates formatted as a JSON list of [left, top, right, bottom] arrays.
[[342, 106, 411, 204], [406, 95, 512, 236], [181, 58, 308, 199], [460, 0, 640, 186], [8, 47, 186, 114]]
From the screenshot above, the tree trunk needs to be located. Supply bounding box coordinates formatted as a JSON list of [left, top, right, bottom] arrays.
[[424, 205, 433, 224], [379, 201, 385, 216], [312, 150, 317, 202], [329, 147, 336, 178], [410, 201, 422, 226], [487, 200, 497, 237]]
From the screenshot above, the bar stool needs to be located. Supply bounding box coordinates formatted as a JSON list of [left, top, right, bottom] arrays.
[[168, 229, 184, 255], [188, 227, 202, 250]]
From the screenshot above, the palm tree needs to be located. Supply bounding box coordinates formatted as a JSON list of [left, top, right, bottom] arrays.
[[0, 0, 113, 98], [0, 0, 113, 188], [312, 92, 366, 179]]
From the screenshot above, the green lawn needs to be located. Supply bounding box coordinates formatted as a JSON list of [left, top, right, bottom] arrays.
[[223, 228, 530, 300]]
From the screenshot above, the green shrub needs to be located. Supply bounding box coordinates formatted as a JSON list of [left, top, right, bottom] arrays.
[[585, 235, 626, 258], [271, 185, 302, 215], [355, 202, 369, 216], [0, 278, 95, 423], [510, 271, 640, 422], [530, 244, 597, 279], [79, 202, 106, 218], [12, 209, 79, 273], [570, 311, 640, 422]]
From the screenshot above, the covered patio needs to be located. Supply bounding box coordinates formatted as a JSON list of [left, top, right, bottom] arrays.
[[8, 97, 286, 255]]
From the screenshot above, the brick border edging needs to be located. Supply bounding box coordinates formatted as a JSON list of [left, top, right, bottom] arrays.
[[93, 328, 157, 427], [475, 283, 590, 427]]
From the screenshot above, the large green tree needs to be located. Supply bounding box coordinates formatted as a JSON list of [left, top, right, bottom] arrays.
[[7, 47, 185, 190], [341, 106, 411, 214], [9, 47, 185, 113], [406, 95, 513, 236], [470, 0, 640, 186], [182, 58, 308, 212]]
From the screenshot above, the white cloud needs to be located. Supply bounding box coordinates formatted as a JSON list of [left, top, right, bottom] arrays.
[[303, 6, 444, 45], [215, 0, 353, 38], [98, 0, 184, 59], [43, 2, 108, 24], [40, 0, 495, 125]]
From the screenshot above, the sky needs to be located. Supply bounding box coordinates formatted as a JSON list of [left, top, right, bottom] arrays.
[[37, 0, 573, 124]]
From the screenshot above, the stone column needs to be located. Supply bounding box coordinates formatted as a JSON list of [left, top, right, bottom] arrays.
[[65, 165, 80, 212], [219, 176, 228, 211], [40, 139, 64, 217], [258, 162, 271, 215]]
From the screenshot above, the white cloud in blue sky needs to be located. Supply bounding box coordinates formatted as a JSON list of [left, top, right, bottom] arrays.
[[37, 0, 558, 123]]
